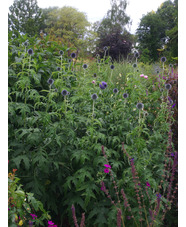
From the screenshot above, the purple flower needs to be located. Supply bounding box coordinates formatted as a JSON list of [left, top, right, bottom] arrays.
[[30, 214, 37, 220], [171, 152, 175, 157], [161, 57, 166, 63], [99, 81, 107, 89], [172, 103, 176, 108], [104, 168, 109, 173], [146, 182, 150, 187], [113, 88, 118, 93], [71, 52, 76, 58], [47, 78, 54, 85], [156, 193, 162, 198], [104, 164, 111, 169], [110, 65, 115, 69], [101, 181, 106, 192], [27, 48, 34, 55], [61, 89, 68, 96]]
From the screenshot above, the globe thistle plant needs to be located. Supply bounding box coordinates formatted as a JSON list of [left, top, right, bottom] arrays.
[[134, 52, 139, 58], [113, 88, 118, 94], [47, 78, 54, 85], [82, 64, 88, 69], [27, 48, 33, 55], [161, 57, 166, 63], [165, 83, 172, 90], [71, 52, 76, 58], [91, 94, 98, 118], [61, 89, 68, 96], [99, 81, 107, 89], [110, 65, 115, 70], [123, 93, 129, 99], [133, 63, 137, 68], [57, 67, 61, 71], [59, 50, 64, 55], [103, 46, 108, 52], [136, 103, 144, 110], [23, 41, 28, 47], [93, 73, 97, 78], [91, 93, 98, 100]]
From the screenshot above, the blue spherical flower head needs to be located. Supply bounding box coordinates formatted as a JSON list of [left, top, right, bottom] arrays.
[[71, 52, 76, 58], [93, 73, 97, 77], [110, 65, 115, 70], [136, 102, 144, 109], [169, 64, 173, 68], [134, 52, 139, 58], [91, 93, 98, 100], [27, 48, 33, 55], [57, 67, 61, 71], [59, 50, 64, 55], [133, 63, 137, 68], [99, 81, 107, 89], [123, 93, 129, 98], [47, 78, 54, 85], [68, 59, 72, 63], [23, 41, 28, 47], [82, 64, 88, 69], [103, 46, 108, 51], [161, 57, 166, 63], [165, 83, 172, 90], [113, 88, 118, 93], [61, 89, 68, 96]]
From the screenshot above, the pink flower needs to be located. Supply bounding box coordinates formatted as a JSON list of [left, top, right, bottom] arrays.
[[30, 214, 37, 220], [92, 80, 96, 84], [104, 168, 109, 173], [104, 164, 111, 169], [144, 75, 148, 79], [48, 221, 54, 225], [146, 182, 150, 187], [140, 74, 144, 77]]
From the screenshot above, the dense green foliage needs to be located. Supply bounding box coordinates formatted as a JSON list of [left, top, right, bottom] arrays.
[[42, 6, 90, 55], [8, 32, 178, 226], [8, 0, 44, 37], [8, 168, 52, 226], [136, 0, 178, 63]]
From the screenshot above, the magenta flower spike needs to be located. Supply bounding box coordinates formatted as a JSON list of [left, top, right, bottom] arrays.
[[140, 74, 144, 77], [144, 75, 148, 79], [146, 182, 150, 187], [104, 164, 111, 169]]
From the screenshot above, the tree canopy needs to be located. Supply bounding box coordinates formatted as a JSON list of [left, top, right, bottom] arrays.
[[136, 0, 178, 62], [8, 0, 44, 37], [42, 6, 90, 54]]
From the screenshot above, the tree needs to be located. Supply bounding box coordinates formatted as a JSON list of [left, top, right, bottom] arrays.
[[136, 0, 178, 62], [8, 0, 44, 37], [42, 6, 90, 55], [95, 0, 133, 60]]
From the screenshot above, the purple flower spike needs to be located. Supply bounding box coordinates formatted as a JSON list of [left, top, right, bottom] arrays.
[[104, 164, 111, 169], [146, 182, 150, 187], [172, 103, 176, 108]]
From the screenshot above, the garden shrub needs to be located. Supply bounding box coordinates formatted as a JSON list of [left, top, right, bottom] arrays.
[[8, 34, 178, 226]]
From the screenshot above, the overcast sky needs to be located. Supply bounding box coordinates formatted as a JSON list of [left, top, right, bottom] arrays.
[[8, 0, 168, 34]]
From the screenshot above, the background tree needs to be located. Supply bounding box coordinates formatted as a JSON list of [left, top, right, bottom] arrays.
[[8, 0, 44, 37], [42, 6, 90, 56], [95, 0, 133, 60], [136, 0, 178, 63]]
